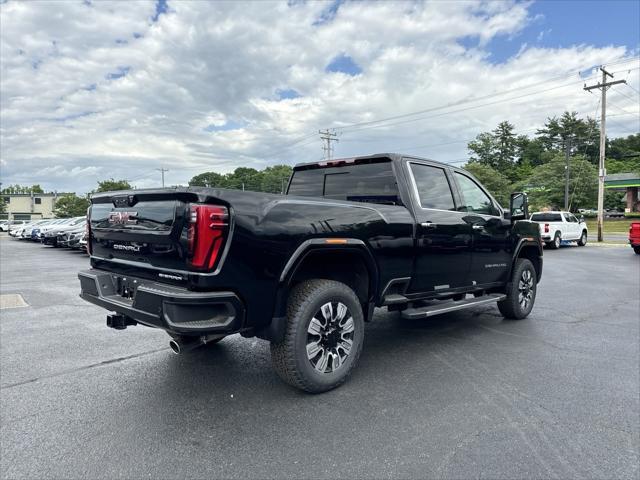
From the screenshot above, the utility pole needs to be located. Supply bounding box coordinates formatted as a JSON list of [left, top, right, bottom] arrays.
[[319, 129, 339, 160], [564, 137, 571, 211], [583, 66, 626, 242], [156, 168, 169, 188]]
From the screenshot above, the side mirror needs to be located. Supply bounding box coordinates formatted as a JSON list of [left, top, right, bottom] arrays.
[[509, 192, 528, 222], [579, 215, 585, 223]]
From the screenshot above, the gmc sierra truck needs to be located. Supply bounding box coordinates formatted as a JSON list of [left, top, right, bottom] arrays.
[[79, 153, 543, 392]]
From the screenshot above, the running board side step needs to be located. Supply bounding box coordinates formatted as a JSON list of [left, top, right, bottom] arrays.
[[401, 294, 506, 320]]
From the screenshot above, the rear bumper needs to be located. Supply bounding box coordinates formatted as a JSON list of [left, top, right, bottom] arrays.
[[78, 269, 245, 335]]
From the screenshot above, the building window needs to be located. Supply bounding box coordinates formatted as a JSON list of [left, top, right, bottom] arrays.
[[3, 197, 9, 204], [34, 198, 42, 205], [14, 214, 31, 220]]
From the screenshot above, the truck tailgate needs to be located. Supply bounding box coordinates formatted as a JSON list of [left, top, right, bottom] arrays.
[[89, 189, 230, 273]]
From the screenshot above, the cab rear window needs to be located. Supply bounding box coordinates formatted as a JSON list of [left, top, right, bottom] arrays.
[[531, 213, 562, 222], [288, 160, 400, 205]]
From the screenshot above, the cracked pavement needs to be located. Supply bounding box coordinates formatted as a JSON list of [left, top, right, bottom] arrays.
[[1, 235, 638, 479]]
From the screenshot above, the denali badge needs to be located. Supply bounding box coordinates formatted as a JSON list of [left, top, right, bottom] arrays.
[[113, 244, 142, 252], [159, 273, 184, 281], [108, 211, 138, 225]]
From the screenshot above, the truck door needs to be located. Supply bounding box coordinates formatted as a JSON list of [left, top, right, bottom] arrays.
[[405, 161, 472, 293], [453, 172, 512, 286], [563, 212, 579, 240]]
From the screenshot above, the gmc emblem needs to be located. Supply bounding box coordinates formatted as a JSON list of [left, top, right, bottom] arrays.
[[108, 211, 138, 225]]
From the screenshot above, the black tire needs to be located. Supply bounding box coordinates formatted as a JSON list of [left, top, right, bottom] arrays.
[[577, 230, 587, 246], [271, 279, 364, 393], [498, 258, 537, 320], [634, 246, 640, 255], [549, 232, 561, 249]]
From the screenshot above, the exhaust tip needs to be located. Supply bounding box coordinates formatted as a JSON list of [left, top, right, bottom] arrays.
[[169, 339, 181, 354]]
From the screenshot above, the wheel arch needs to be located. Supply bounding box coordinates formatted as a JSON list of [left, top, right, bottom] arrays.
[[259, 239, 378, 342], [511, 240, 543, 283]]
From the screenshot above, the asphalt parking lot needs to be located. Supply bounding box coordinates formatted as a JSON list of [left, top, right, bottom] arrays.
[[1, 236, 638, 479]]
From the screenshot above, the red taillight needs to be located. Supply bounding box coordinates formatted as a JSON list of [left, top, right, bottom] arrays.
[[544, 223, 549, 233], [187, 204, 229, 270]]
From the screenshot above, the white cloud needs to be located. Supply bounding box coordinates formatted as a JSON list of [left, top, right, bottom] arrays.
[[0, 0, 638, 194]]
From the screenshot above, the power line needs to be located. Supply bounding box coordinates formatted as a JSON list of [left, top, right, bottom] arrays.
[[334, 68, 598, 133], [626, 83, 640, 96], [338, 80, 594, 136], [568, 98, 601, 211], [333, 57, 639, 135], [251, 57, 640, 161], [612, 88, 640, 106]]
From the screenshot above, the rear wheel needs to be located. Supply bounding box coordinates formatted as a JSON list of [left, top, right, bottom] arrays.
[[549, 232, 561, 249], [271, 279, 364, 393], [577, 230, 587, 246], [498, 258, 537, 320], [634, 246, 640, 255]]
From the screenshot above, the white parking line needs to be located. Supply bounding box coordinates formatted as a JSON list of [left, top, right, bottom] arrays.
[[0, 293, 29, 309]]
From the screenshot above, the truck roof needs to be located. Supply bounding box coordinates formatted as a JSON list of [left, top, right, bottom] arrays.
[[531, 211, 571, 214], [293, 153, 451, 170]]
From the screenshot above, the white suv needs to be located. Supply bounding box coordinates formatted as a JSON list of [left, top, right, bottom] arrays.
[[530, 211, 588, 249]]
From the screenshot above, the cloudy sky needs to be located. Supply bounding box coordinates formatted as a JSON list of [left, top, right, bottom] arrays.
[[1, 0, 639, 194]]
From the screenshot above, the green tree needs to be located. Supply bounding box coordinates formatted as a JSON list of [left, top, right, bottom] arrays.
[[468, 132, 497, 166], [517, 154, 597, 211], [189, 172, 228, 188], [260, 165, 293, 193], [54, 195, 90, 218], [604, 190, 625, 210], [226, 167, 262, 191], [492, 121, 517, 171], [536, 112, 600, 163], [468, 121, 518, 179], [188, 165, 292, 193], [1, 184, 45, 194], [0, 197, 6, 215], [463, 162, 512, 207], [96, 179, 132, 192], [607, 133, 640, 163]]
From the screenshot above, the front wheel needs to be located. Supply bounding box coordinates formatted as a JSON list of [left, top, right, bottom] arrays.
[[577, 230, 587, 246], [271, 279, 364, 393], [498, 258, 537, 320], [634, 246, 640, 255]]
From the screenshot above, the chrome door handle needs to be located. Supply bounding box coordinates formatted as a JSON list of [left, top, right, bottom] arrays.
[[472, 225, 484, 230], [421, 222, 437, 229]]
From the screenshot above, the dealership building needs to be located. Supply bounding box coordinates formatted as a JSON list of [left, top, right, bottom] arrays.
[[1, 192, 69, 220], [605, 173, 640, 213]]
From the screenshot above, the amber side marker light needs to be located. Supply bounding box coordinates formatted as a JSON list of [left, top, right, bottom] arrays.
[[325, 238, 348, 244]]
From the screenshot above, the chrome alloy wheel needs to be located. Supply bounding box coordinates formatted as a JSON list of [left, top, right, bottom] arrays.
[[518, 269, 534, 310], [306, 302, 355, 374]]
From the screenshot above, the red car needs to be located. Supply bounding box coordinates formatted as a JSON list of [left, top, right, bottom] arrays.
[[630, 222, 640, 254]]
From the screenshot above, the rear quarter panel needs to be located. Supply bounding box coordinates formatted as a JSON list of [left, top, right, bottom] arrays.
[[193, 190, 415, 328]]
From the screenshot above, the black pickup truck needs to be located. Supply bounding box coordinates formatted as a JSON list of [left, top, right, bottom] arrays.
[[79, 153, 542, 392]]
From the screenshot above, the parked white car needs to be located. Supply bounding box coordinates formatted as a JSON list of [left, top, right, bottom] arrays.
[[530, 211, 588, 249], [2, 220, 26, 232]]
